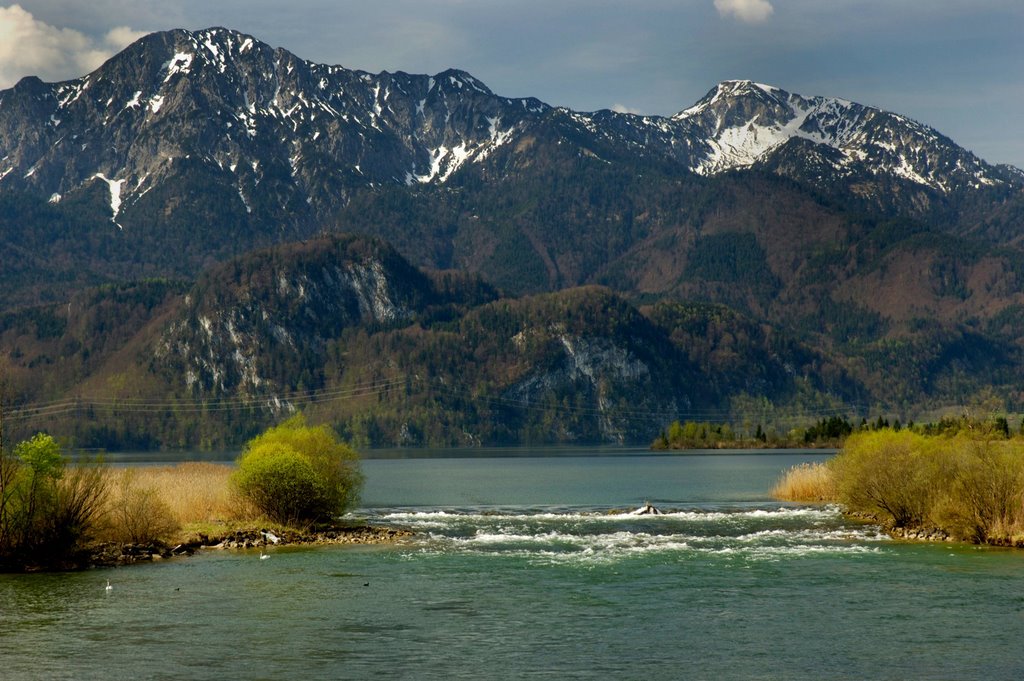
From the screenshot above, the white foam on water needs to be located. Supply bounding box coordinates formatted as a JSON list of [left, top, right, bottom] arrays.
[[384, 505, 889, 567], [423, 532, 884, 567], [733, 527, 891, 543], [379, 505, 843, 525]]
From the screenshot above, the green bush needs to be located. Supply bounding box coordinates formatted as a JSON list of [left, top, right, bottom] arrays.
[[934, 437, 1024, 542], [830, 430, 936, 528], [0, 433, 109, 569], [232, 415, 363, 525], [831, 430, 1024, 542]]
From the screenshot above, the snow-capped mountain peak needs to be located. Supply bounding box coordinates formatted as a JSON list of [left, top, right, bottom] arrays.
[[670, 79, 1004, 192], [0, 29, 1019, 243]]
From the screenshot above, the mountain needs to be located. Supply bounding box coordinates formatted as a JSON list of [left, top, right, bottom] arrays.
[[7, 29, 1014, 210], [3, 27, 1024, 445], [0, 233, 866, 448], [1, 28, 1021, 305]]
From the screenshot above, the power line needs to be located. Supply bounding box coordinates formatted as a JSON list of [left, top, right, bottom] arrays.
[[422, 378, 866, 425], [6, 370, 867, 429], [6, 376, 409, 422]]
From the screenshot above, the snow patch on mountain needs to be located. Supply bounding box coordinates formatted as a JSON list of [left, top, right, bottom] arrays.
[[677, 80, 860, 174], [93, 173, 124, 226], [163, 52, 194, 83]]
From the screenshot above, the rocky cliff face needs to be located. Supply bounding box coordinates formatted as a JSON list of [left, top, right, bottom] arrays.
[[155, 235, 438, 395], [504, 332, 672, 443]]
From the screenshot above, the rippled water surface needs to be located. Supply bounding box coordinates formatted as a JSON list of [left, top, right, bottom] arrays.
[[2, 451, 1023, 680]]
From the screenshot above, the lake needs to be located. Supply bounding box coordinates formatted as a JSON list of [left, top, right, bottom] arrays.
[[2, 450, 1022, 680]]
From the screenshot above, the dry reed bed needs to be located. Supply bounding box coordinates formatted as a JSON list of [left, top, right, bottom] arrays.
[[770, 462, 835, 502], [98, 463, 260, 545]]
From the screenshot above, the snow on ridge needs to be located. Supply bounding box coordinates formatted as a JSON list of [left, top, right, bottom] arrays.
[[203, 36, 220, 60], [405, 119, 516, 185], [692, 91, 853, 174], [668, 81, 994, 192], [57, 81, 87, 109], [163, 52, 194, 83]]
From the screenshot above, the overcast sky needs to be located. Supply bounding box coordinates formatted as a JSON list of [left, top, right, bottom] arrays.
[[2, 1, 1022, 168]]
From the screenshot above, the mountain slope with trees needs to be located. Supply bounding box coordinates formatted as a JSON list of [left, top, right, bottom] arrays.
[[1, 234, 872, 449], [2, 27, 1024, 446]]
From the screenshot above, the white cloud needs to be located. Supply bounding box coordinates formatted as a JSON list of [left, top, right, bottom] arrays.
[[611, 103, 643, 115], [0, 4, 145, 88], [104, 25, 148, 50], [714, 0, 775, 24]]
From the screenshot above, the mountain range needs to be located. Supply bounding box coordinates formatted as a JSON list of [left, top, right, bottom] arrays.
[[1, 27, 1023, 448]]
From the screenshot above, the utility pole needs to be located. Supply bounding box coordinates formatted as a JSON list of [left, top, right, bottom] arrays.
[[0, 365, 5, 460]]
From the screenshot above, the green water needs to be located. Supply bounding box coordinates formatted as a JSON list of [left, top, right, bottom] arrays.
[[2, 452, 1022, 680]]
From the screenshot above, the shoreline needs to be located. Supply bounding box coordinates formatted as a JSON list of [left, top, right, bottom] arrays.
[[885, 524, 1024, 548], [844, 511, 1024, 549], [12, 524, 415, 573], [95, 524, 416, 568]]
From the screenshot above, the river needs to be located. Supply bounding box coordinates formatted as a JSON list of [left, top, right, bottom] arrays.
[[2, 449, 1022, 680]]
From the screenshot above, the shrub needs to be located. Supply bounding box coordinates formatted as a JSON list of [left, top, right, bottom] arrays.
[[232, 415, 363, 526], [830, 430, 936, 528], [0, 433, 109, 569], [41, 464, 109, 560], [933, 437, 1024, 542], [771, 429, 1024, 544]]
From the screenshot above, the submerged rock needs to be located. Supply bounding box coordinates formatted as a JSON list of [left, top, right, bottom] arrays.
[[630, 502, 663, 515]]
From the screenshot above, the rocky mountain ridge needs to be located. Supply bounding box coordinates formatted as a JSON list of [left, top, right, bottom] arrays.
[[1, 27, 1018, 241]]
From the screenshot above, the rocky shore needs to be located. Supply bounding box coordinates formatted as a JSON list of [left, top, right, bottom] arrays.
[[852, 514, 1024, 548], [887, 525, 952, 543], [86, 525, 414, 568]]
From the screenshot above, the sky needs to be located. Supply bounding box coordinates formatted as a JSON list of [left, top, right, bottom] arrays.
[[1, 1, 1022, 168]]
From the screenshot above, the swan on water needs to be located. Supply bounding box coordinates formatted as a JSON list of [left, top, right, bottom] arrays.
[[260, 549, 270, 560], [105, 580, 113, 592]]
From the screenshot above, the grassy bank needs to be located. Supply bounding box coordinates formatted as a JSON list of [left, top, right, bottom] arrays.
[[79, 462, 407, 568], [1, 418, 393, 571], [773, 430, 1024, 546]]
